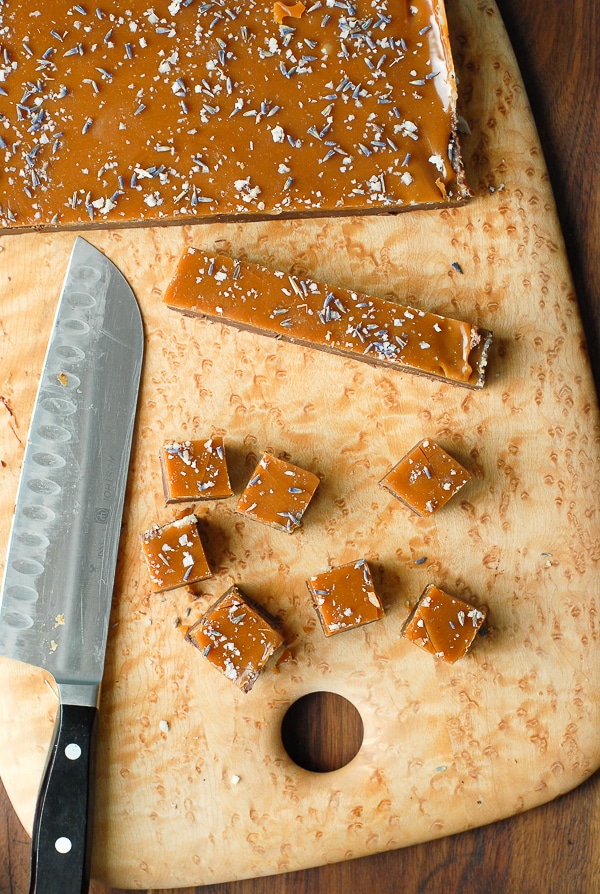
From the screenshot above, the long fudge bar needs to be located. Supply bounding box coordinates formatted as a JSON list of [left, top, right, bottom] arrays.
[[0, 0, 469, 230], [164, 251, 492, 388]]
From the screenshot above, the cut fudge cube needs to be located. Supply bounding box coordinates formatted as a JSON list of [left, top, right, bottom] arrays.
[[401, 583, 486, 664], [141, 513, 211, 592], [186, 585, 285, 693], [306, 559, 385, 636], [380, 438, 471, 516], [236, 452, 320, 533], [160, 437, 232, 503]]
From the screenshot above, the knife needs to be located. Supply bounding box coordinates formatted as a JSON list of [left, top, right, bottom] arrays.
[[0, 237, 143, 893]]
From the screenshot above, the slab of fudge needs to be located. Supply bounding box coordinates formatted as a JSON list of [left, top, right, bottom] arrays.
[[164, 252, 492, 388], [140, 513, 212, 592], [236, 451, 320, 532], [401, 583, 486, 663], [306, 558, 384, 636], [186, 584, 285, 693], [160, 437, 233, 503], [380, 438, 471, 515], [0, 0, 469, 231]]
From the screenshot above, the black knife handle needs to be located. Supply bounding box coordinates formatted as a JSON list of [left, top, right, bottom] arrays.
[[29, 701, 98, 894]]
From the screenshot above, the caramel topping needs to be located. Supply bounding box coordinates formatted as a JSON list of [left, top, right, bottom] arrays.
[[273, 2, 306, 25], [164, 251, 492, 388], [160, 437, 233, 503], [307, 559, 384, 636], [380, 438, 471, 515], [236, 451, 320, 532], [141, 513, 211, 592], [401, 583, 486, 663], [186, 585, 285, 693], [0, 0, 467, 230]]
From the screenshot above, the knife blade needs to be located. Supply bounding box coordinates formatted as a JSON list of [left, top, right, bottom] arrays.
[[0, 237, 143, 893]]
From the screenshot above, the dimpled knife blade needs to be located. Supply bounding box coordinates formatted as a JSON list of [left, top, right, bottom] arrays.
[[0, 237, 143, 894]]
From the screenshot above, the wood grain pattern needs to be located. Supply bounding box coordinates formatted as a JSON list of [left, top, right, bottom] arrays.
[[1, 0, 600, 891]]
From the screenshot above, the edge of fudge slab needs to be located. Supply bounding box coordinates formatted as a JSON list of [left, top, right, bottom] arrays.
[[0, 0, 468, 232], [164, 252, 492, 390], [185, 584, 286, 693]]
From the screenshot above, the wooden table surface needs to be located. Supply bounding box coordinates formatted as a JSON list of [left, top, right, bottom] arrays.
[[1, 1, 599, 892]]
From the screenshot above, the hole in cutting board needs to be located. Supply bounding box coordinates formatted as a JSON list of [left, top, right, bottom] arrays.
[[281, 691, 364, 772]]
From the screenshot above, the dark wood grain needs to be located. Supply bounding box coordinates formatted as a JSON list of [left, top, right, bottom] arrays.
[[2, 1, 599, 892]]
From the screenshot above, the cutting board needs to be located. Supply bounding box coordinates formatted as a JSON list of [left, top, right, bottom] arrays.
[[1, 0, 600, 889]]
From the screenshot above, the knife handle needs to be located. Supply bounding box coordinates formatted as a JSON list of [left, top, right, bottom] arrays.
[[29, 701, 98, 894]]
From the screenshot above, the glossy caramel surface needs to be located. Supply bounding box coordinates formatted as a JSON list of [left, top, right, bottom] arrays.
[[380, 437, 470, 515], [186, 584, 285, 692], [236, 451, 320, 532], [160, 437, 233, 503], [0, 0, 467, 230], [401, 583, 486, 663], [140, 513, 212, 591], [164, 251, 492, 387], [307, 559, 384, 636]]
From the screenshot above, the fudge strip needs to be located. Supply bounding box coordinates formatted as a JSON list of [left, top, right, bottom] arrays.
[[0, 0, 469, 231], [164, 251, 492, 388]]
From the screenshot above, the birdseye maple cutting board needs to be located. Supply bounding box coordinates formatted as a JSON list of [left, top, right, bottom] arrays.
[[1, 0, 599, 889]]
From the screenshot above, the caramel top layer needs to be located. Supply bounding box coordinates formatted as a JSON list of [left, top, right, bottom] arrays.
[[141, 513, 212, 591], [0, 0, 468, 230], [186, 585, 285, 692], [401, 583, 486, 663], [160, 437, 233, 502], [307, 558, 384, 635], [164, 251, 492, 388], [380, 437, 471, 515], [236, 451, 320, 532]]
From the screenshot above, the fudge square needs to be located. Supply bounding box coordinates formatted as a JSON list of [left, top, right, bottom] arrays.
[[401, 583, 487, 663], [141, 513, 212, 592], [306, 559, 385, 636], [160, 437, 233, 503], [379, 438, 471, 516], [185, 585, 285, 693], [236, 452, 320, 533]]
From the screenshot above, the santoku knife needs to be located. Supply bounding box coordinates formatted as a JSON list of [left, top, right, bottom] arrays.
[[0, 237, 143, 893]]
